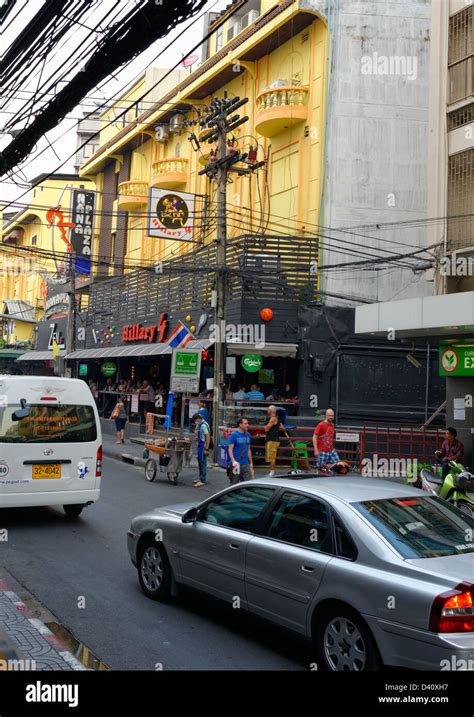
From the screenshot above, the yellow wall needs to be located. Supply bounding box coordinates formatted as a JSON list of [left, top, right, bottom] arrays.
[[1, 178, 95, 317], [83, 4, 327, 279]]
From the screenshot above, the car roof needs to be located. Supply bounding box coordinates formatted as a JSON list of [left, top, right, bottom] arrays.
[[250, 474, 423, 504]]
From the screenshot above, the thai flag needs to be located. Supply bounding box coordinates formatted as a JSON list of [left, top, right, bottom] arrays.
[[166, 321, 194, 349]]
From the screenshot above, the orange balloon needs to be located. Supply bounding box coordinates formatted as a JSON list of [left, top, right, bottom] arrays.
[[260, 308, 273, 322]]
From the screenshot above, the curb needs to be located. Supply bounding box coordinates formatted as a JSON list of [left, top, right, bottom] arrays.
[[0, 579, 87, 671]]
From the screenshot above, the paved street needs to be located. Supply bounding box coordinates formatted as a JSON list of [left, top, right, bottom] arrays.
[[0, 455, 311, 671]]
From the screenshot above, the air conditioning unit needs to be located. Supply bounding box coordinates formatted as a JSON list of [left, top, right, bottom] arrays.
[[241, 9, 259, 29], [155, 126, 170, 142], [227, 21, 240, 41], [169, 114, 184, 134]]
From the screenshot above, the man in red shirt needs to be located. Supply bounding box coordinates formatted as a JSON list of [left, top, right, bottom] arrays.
[[312, 408, 340, 471], [435, 426, 464, 478]]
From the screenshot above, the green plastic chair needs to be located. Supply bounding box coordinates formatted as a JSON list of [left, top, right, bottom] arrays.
[[291, 441, 309, 470]]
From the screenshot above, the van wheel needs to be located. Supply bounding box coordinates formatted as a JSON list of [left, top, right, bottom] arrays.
[[314, 605, 382, 671], [63, 504, 84, 517]]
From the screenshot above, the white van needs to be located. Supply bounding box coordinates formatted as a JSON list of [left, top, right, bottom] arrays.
[[0, 376, 102, 517]]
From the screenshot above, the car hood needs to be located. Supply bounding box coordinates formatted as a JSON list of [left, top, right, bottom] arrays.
[[133, 502, 197, 524], [407, 552, 474, 584]]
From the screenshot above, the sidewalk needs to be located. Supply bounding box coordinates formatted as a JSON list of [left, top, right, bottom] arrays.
[[0, 570, 87, 671]]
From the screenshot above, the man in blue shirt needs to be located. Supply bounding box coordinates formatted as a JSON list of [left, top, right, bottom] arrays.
[[245, 384, 265, 400], [228, 417, 254, 485]]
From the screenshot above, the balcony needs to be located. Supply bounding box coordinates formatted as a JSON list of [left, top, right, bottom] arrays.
[[117, 181, 149, 211], [255, 86, 309, 138], [150, 158, 188, 189]]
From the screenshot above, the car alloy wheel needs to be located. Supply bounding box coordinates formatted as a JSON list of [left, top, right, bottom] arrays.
[[324, 616, 366, 671], [138, 538, 172, 601]]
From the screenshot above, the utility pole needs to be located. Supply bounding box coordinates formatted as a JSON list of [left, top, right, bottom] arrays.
[[190, 92, 265, 460]]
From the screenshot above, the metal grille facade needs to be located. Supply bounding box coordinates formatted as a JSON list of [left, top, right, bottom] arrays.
[[447, 102, 474, 130], [447, 148, 474, 251], [448, 6, 473, 104]]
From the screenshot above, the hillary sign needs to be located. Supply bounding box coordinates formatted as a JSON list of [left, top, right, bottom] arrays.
[[148, 188, 194, 242]]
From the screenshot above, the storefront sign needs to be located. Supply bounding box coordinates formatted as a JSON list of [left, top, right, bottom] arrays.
[[148, 189, 195, 242], [122, 314, 168, 343], [170, 349, 201, 393], [101, 362, 117, 377], [241, 354, 263, 373], [335, 432, 360, 443], [70, 189, 94, 274], [45, 289, 69, 319], [439, 345, 474, 377], [48, 322, 65, 350]]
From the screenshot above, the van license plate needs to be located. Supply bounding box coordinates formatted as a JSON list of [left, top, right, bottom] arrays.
[[32, 464, 61, 479]]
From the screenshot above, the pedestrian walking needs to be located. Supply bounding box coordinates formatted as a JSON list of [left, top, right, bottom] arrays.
[[110, 396, 127, 443], [228, 417, 254, 484], [263, 404, 280, 477], [192, 413, 211, 487], [312, 407, 340, 471]]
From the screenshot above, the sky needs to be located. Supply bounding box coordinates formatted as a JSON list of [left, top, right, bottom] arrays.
[[0, 0, 228, 210]]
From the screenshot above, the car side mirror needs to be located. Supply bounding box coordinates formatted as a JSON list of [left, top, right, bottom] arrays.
[[12, 398, 30, 422], [182, 507, 198, 523]]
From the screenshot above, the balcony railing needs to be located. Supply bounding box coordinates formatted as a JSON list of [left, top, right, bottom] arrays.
[[255, 86, 309, 137], [117, 181, 149, 211], [150, 158, 188, 189]]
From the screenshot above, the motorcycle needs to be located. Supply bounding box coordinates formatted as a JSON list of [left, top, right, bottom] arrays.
[[405, 456, 474, 518]]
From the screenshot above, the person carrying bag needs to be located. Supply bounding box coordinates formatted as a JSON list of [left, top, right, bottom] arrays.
[[227, 417, 254, 485]]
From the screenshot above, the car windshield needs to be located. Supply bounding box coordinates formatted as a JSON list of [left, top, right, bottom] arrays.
[[354, 496, 474, 559], [0, 404, 97, 443]]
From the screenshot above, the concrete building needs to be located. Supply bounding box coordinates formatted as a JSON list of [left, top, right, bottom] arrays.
[[355, 1, 474, 462]]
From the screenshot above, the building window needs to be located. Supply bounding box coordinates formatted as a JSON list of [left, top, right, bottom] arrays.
[[448, 6, 473, 104], [31, 235, 37, 246], [135, 101, 142, 118], [216, 26, 223, 51], [114, 172, 120, 199], [175, 143, 181, 158], [447, 149, 474, 252]]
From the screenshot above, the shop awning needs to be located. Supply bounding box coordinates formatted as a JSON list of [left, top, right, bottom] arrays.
[[0, 349, 28, 359], [226, 342, 299, 358], [17, 350, 67, 361], [66, 339, 213, 360]]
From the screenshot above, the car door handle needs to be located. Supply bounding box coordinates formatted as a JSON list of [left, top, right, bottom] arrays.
[[229, 543, 240, 550], [301, 565, 315, 572]]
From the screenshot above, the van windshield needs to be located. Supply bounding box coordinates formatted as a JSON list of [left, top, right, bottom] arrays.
[[0, 404, 97, 443]]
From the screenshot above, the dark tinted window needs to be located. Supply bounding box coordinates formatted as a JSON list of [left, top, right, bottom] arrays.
[[264, 492, 332, 552], [333, 514, 358, 560], [355, 496, 474, 558], [0, 405, 97, 443], [199, 487, 274, 532]]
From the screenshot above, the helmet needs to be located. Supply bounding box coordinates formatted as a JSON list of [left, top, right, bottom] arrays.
[[332, 461, 350, 475]]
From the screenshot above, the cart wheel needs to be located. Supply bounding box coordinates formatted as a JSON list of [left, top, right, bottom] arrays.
[[145, 459, 157, 482], [167, 472, 178, 485]]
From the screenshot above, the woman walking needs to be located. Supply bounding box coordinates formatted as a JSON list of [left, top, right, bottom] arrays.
[[111, 395, 127, 444]]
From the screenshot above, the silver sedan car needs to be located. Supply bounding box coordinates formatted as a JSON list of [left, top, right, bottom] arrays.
[[127, 475, 474, 670]]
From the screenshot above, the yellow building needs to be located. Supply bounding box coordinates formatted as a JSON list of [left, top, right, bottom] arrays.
[[1, 173, 95, 318], [79, 0, 328, 273]]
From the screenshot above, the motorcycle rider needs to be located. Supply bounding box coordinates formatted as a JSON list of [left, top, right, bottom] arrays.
[[435, 427, 464, 479]]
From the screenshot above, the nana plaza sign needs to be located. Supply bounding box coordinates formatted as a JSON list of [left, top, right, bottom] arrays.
[[122, 314, 168, 343]]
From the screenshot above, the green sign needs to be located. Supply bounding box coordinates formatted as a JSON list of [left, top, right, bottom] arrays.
[[173, 351, 200, 376], [241, 354, 263, 373], [79, 363, 88, 377], [439, 345, 474, 377], [171, 349, 201, 393], [101, 361, 117, 377]]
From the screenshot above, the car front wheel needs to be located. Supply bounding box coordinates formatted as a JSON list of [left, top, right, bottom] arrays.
[[314, 605, 382, 671], [138, 538, 171, 601]]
